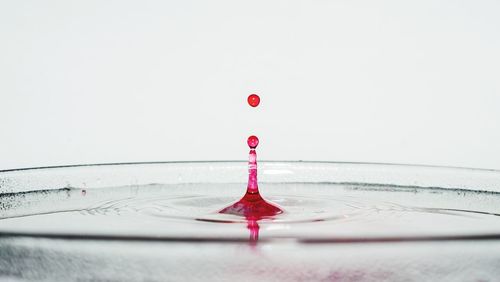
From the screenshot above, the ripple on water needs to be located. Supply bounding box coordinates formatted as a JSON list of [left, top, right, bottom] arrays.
[[0, 183, 500, 241]]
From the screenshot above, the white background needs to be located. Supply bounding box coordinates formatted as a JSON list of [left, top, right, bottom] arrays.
[[1, 0, 499, 170]]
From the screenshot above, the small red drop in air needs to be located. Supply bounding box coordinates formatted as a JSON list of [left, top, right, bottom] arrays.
[[247, 94, 260, 107], [247, 135, 259, 149]]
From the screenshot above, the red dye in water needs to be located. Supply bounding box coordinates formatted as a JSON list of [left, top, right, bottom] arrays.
[[247, 219, 259, 245], [247, 94, 260, 107], [219, 135, 283, 220]]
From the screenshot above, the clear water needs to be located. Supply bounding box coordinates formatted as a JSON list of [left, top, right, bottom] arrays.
[[2, 182, 500, 242], [2, 162, 500, 281]]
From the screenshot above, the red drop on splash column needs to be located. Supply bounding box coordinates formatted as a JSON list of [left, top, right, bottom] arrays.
[[247, 135, 259, 149], [219, 133, 283, 221], [247, 94, 260, 107]]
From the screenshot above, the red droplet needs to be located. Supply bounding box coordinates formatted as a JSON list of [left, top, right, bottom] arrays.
[[247, 135, 259, 149], [247, 94, 260, 107]]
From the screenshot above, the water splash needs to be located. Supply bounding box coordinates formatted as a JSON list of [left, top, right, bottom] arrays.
[[219, 135, 283, 220]]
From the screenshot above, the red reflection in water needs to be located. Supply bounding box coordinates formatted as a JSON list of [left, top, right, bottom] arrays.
[[246, 217, 259, 245]]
